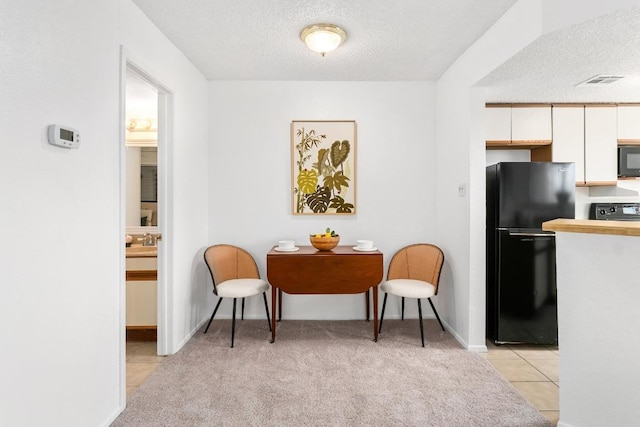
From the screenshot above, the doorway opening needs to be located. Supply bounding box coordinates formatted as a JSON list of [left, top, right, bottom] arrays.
[[125, 71, 159, 343], [120, 47, 173, 403]]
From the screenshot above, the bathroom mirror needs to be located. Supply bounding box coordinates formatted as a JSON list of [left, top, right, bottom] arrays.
[[126, 146, 158, 228]]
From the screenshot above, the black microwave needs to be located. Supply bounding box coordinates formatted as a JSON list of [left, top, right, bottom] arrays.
[[618, 146, 640, 177]]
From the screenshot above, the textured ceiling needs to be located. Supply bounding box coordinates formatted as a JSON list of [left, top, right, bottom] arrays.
[[479, 7, 640, 102], [130, 1, 640, 102], [131, 0, 517, 81]]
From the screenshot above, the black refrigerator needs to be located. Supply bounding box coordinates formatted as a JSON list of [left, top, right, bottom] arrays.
[[486, 162, 575, 345]]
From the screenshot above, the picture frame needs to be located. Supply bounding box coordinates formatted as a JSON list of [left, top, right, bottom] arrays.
[[291, 120, 357, 215]]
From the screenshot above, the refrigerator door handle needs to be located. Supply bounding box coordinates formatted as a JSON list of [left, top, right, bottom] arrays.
[[508, 231, 554, 237]]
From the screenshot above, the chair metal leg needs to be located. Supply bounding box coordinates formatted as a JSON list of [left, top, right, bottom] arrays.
[[204, 298, 223, 333], [263, 292, 271, 332], [428, 297, 445, 331], [241, 297, 245, 320], [418, 299, 425, 347], [231, 298, 237, 348], [401, 297, 405, 320], [379, 293, 388, 333]]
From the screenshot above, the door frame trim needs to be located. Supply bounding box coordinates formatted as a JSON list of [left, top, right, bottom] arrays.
[[118, 45, 174, 408]]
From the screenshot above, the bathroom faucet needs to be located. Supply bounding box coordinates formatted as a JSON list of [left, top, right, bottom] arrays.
[[142, 233, 155, 246]]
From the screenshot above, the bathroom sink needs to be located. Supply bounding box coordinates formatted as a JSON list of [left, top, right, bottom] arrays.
[[126, 245, 157, 256]]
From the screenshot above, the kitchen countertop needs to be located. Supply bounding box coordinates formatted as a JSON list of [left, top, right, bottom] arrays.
[[542, 218, 640, 237]]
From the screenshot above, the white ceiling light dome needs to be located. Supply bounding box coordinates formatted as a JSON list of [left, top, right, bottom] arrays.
[[300, 23, 346, 56]]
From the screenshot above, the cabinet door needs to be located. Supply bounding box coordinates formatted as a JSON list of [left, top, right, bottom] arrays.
[[617, 105, 640, 144], [585, 106, 618, 185], [126, 257, 158, 327], [485, 107, 511, 144], [511, 106, 552, 144], [126, 281, 158, 326], [552, 107, 585, 184]]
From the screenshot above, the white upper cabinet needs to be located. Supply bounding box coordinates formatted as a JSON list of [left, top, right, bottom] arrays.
[[485, 106, 511, 143], [552, 107, 585, 184], [584, 106, 618, 185], [486, 103, 620, 186], [617, 105, 640, 143], [511, 106, 552, 143], [485, 105, 552, 146]]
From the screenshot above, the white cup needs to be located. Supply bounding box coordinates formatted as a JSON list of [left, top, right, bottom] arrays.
[[356, 240, 374, 250], [278, 240, 295, 250]]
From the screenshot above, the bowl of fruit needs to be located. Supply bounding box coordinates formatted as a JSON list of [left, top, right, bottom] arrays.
[[309, 228, 340, 251]]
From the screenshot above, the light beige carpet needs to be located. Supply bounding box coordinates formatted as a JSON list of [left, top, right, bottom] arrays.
[[113, 320, 551, 427]]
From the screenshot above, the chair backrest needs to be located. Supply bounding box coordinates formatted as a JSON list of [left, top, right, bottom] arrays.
[[203, 244, 260, 295], [387, 243, 444, 294]]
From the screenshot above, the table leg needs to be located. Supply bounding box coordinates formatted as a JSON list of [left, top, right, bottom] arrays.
[[278, 289, 282, 321], [372, 285, 379, 342], [365, 290, 370, 321], [270, 286, 277, 343]]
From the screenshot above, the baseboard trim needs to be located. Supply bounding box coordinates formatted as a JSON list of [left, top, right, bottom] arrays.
[[440, 320, 488, 352], [174, 316, 210, 353]]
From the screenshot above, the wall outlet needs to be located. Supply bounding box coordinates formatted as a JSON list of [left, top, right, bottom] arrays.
[[458, 183, 466, 197]]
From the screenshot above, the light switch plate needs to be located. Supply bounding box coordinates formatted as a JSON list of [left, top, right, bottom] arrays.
[[458, 183, 466, 197]]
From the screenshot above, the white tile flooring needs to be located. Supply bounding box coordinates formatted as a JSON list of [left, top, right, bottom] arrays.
[[125, 341, 165, 399], [481, 341, 560, 425]]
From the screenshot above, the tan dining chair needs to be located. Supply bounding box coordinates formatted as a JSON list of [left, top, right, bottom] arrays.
[[203, 244, 271, 348], [378, 243, 445, 347]]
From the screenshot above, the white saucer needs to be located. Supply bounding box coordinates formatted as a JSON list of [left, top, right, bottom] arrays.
[[275, 246, 300, 252], [353, 246, 377, 252]]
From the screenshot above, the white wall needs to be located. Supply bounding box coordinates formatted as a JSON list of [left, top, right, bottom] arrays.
[[436, 1, 545, 351], [207, 81, 437, 320], [485, 149, 531, 166], [0, 1, 208, 426], [0, 3, 121, 426]]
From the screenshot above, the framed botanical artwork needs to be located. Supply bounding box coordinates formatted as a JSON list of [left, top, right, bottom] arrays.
[[291, 120, 357, 215]]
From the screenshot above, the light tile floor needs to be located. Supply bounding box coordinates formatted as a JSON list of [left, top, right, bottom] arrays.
[[126, 341, 165, 399], [125, 338, 560, 424], [481, 341, 560, 425]]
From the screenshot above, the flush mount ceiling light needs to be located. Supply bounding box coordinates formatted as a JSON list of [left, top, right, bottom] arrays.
[[300, 23, 346, 56]]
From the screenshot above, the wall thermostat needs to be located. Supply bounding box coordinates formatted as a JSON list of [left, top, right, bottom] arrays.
[[48, 124, 80, 149]]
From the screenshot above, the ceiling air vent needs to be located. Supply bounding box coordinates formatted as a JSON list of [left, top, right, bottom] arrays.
[[576, 75, 626, 87]]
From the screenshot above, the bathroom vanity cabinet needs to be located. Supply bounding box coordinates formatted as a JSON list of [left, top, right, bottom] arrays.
[[125, 251, 157, 341]]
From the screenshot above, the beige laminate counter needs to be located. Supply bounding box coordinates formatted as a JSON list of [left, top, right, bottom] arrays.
[[125, 245, 158, 257], [542, 218, 640, 236]]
